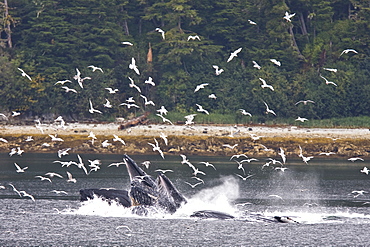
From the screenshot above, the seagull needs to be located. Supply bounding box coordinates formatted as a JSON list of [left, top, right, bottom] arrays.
[[73, 68, 91, 88], [120, 103, 140, 109], [105, 87, 119, 94], [267, 158, 283, 166], [196, 104, 209, 115], [268, 194, 284, 200], [140, 95, 155, 106], [16, 147, 24, 156], [101, 140, 111, 148], [156, 114, 173, 125], [35, 175, 52, 183], [212, 65, 224, 75], [298, 146, 314, 164], [275, 167, 288, 172], [45, 172, 63, 179], [49, 134, 64, 142], [194, 83, 209, 93], [20, 191, 35, 202], [129, 57, 140, 75], [155, 28, 165, 40], [57, 148, 71, 158], [263, 101, 276, 116], [55, 79, 72, 85], [252, 61, 261, 69], [14, 163, 28, 173], [25, 136, 34, 142], [157, 106, 168, 115], [223, 144, 238, 149], [141, 161, 151, 169], [113, 134, 126, 145], [283, 11, 296, 22], [227, 47, 242, 62], [187, 35, 201, 41], [160, 132, 168, 145], [234, 160, 246, 175], [180, 154, 192, 166], [103, 98, 112, 108], [230, 154, 248, 160], [0, 137, 8, 143], [17, 68, 32, 81], [199, 161, 216, 170], [61, 86, 77, 93], [208, 94, 217, 99], [126, 97, 135, 103], [351, 190, 367, 198], [319, 152, 336, 156], [184, 181, 202, 188], [319, 75, 337, 86], [121, 41, 133, 46], [278, 148, 286, 164], [250, 133, 263, 141], [240, 158, 259, 163], [155, 169, 174, 174], [184, 114, 197, 125], [340, 49, 358, 56], [148, 138, 164, 159], [360, 167, 369, 175], [50, 190, 68, 195], [270, 59, 281, 66], [145, 77, 155, 86], [348, 157, 364, 162], [239, 109, 252, 116], [259, 78, 274, 91], [248, 19, 257, 25], [108, 162, 126, 167], [12, 111, 21, 117], [66, 171, 77, 183], [89, 99, 102, 114], [295, 117, 308, 122], [88, 65, 103, 73], [9, 183, 22, 197], [323, 68, 337, 73], [235, 173, 254, 180], [128, 77, 141, 93], [295, 100, 315, 105], [9, 148, 17, 156]]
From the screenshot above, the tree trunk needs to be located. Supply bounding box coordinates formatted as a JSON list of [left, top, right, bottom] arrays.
[[4, 0, 12, 48]]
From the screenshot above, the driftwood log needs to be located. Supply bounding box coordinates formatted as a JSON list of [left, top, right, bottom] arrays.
[[118, 112, 150, 130]]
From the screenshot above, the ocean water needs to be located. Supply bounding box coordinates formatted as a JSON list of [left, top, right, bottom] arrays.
[[0, 153, 369, 246]]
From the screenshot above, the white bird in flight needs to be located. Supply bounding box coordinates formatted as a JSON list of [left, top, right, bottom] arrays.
[[155, 28, 165, 40], [360, 167, 369, 175], [263, 101, 276, 116], [319, 75, 337, 86], [270, 59, 281, 66], [145, 77, 155, 86], [252, 61, 261, 69], [295, 116, 308, 122], [61, 86, 77, 93], [340, 49, 358, 56], [283, 11, 296, 22], [113, 134, 126, 145], [17, 68, 32, 81], [239, 109, 252, 117], [187, 35, 201, 41], [105, 87, 119, 94], [157, 106, 168, 115], [148, 138, 164, 159], [66, 171, 77, 183], [196, 104, 209, 115], [14, 163, 28, 173], [323, 68, 337, 73], [227, 47, 242, 62], [55, 79, 72, 85], [89, 99, 102, 114], [348, 157, 364, 162], [140, 95, 155, 106], [129, 57, 140, 75], [295, 100, 315, 105], [128, 77, 141, 93], [212, 65, 224, 75], [248, 19, 257, 25], [88, 65, 103, 73], [259, 78, 274, 91], [208, 93, 217, 99], [194, 83, 209, 93], [121, 41, 133, 46], [103, 98, 112, 108]]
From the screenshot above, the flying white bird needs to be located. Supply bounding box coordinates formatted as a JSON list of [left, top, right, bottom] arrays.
[[340, 49, 358, 56], [351, 190, 367, 198], [57, 148, 71, 158], [184, 181, 203, 188], [121, 41, 133, 46], [196, 104, 209, 115], [101, 140, 111, 148], [360, 167, 369, 175], [73, 68, 91, 88], [66, 171, 77, 183], [89, 99, 102, 114], [187, 35, 201, 41], [157, 106, 168, 115], [140, 95, 155, 106], [194, 83, 209, 92], [129, 57, 140, 75], [35, 175, 52, 183], [323, 68, 337, 73], [120, 102, 140, 109], [61, 86, 77, 93], [248, 19, 257, 25], [145, 77, 155, 86], [208, 94, 217, 99], [148, 138, 164, 159], [49, 134, 64, 142], [223, 144, 238, 149], [105, 87, 119, 94], [113, 134, 126, 145], [348, 157, 364, 162], [295, 116, 308, 122], [128, 77, 141, 93], [259, 78, 274, 91], [45, 172, 63, 179], [88, 65, 103, 73], [295, 100, 315, 105], [156, 114, 173, 125], [14, 163, 28, 173], [319, 75, 337, 86], [235, 173, 254, 180], [184, 114, 197, 125], [12, 111, 21, 117], [212, 65, 224, 75], [160, 132, 168, 145], [103, 98, 112, 108], [283, 11, 296, 22], [227, 47, 242, 62], [155, 28, 165, 40], [270, 59, 281, 66], [17, 68, 32, 81], [252, 61, 261, 69], [239, 109, 252, 116], [55, 79, 72, 85], [263, 101, 276, 116], [199, 161, 216, 170]]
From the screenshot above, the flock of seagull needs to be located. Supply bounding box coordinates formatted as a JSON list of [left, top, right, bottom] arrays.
[[0, 10, 367, 203]]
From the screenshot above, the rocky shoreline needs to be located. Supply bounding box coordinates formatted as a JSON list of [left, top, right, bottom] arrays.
[[1, 123, 370, 158]]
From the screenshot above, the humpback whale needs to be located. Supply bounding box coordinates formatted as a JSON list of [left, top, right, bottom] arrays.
[[80, 155, 299, 222]]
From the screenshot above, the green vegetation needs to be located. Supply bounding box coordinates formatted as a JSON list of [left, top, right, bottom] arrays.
[[0, 0, 370, 126]]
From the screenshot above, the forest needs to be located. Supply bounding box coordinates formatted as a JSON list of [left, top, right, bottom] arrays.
[[0, 0, 369, 124]]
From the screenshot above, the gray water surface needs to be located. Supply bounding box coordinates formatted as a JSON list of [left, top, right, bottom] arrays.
[[0, 153, 369, 246]]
